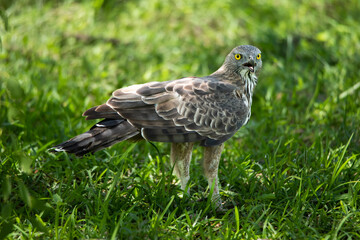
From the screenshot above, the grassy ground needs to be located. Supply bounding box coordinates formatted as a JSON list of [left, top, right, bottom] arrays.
[[1, 0, 360, 239]]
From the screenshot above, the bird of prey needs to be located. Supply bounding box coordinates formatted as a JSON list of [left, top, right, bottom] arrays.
[[52, 45, 262, 207]]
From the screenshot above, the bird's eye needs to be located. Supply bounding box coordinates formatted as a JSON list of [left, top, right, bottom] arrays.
[[234, 54, 241, 60], [257, 53, 261, 59]]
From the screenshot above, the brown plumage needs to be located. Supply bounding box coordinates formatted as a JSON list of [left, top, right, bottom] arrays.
[[52, 45, 262, 207]]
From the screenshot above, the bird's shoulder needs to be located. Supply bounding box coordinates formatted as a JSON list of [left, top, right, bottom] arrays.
[[163, 76, 239, 98]]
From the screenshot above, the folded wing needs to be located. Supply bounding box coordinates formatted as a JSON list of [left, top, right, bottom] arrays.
[[83, 77, 250, 146]]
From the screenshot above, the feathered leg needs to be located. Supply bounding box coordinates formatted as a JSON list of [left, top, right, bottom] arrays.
[[170, 142, 194, 194], [203, 143, 224, 207]]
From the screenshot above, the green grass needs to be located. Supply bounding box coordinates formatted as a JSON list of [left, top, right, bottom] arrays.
[[1, 0, 360, 239]]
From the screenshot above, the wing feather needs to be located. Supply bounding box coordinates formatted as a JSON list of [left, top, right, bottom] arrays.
[[83, 104, 121, 120], [82, 77, 250, 146], [158, 78, 250, 145]]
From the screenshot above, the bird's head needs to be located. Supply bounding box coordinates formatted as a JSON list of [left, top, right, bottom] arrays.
[[224, 45, 262, 77]]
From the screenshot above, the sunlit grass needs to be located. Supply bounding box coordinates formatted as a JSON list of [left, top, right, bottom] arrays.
[[1, 0, 360, 239]]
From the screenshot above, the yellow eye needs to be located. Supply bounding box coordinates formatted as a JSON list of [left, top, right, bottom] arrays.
[[257, 53, 261, 59], [234, 54, 241, 60]]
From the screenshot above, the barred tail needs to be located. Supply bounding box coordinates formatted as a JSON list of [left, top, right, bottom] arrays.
[[51, 119, 139, 156]]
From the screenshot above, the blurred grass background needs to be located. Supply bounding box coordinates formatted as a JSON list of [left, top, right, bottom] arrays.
[[0, 0, 360, 239]]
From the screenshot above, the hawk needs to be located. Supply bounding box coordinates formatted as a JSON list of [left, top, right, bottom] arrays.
[[52, 45, 262, 207]]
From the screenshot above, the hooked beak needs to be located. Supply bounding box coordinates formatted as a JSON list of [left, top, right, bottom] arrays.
[[243, 59, 255, 73]]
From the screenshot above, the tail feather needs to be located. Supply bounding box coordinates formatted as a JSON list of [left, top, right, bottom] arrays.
[[52, 119, 139, 156], [141, 127, 204, 143]]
